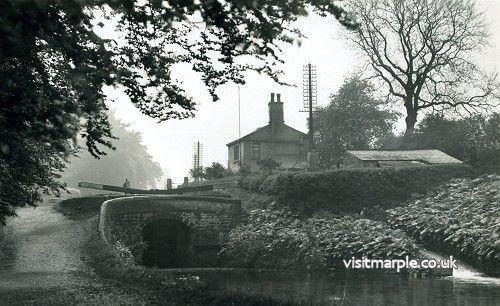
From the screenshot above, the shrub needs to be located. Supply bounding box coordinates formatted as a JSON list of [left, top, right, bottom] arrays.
[[387, 175, 500, 275], [203, 162, 227, 180], [238, 163, 251, 176], [239, 164, 472, 213], [256, 158, 281, 172], [220, 208, 421, 270]]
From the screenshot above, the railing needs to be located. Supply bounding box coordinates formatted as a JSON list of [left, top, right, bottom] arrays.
[[78, 181, 213, 195]]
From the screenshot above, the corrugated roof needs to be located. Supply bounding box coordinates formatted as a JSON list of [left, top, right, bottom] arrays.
[[346, 150, 462, 164]]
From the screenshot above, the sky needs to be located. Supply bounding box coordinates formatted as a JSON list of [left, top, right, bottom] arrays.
[[100, 1, 500, 186]]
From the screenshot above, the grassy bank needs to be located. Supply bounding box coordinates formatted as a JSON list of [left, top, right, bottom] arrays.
[[387, 175, 500, 275], [226, 169, 498, 276], [55, 195, 124, 220], [220, 207, 422, 270]]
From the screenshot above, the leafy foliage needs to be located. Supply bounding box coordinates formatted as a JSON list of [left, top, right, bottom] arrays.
[[239, 164, 472, 213], [409, 113, 500, 173], [221, 208, 421, 269], [203, 162, 227, 180], [313, 75, 398, 167], [256, 158, 281, 173], [0, 0, 355, 222], [238, 163, 252, 177], [387, 175, 500, 274], [116, 0, 357, 117], [189, 167, 205, 181], [0, 0, 112, 224], [0, 139, 68, 224]]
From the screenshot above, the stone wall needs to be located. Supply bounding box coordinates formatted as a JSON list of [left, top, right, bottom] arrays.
[[99, 195, 242, 267]]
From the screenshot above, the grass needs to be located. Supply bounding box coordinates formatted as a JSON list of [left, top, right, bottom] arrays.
[[55, 195, 124, 220]]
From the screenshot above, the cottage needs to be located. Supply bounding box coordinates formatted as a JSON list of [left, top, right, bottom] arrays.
[[345, 150, 462, 167], [227, 93, 310, 172]]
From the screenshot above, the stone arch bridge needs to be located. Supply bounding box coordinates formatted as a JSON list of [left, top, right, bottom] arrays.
[[99, 195, 242, 268]]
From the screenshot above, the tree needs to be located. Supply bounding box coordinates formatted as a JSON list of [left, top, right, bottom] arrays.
[[314, 76, 398, 167], [204, 162, 227, 180], [410, 113, 500, 173], [61, 114, 163, 190], [348, 0, 499, 136], [0, 0, 356, 223], [190, 167, 205, 181]]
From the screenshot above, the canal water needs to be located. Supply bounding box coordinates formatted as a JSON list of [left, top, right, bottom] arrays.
[[179, 268, 500, 305]]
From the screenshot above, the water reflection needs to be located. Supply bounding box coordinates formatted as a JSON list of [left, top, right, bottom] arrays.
[[189, 269, 500, 305]]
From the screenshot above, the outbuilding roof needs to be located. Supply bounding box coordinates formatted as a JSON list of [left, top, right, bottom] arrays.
[[346, 150, 462, 164]]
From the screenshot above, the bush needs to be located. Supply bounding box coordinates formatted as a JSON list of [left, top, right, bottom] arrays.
[[256, 158, 280, 172], [239, 164, 472, 213], [203, 162, 227, 180], [387, 175, 500, 275], [220, 208, 421, 269], [238, 163, 251, 176]]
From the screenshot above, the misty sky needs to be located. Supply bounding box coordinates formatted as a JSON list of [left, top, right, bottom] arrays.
[[99, 1, 500, 186]]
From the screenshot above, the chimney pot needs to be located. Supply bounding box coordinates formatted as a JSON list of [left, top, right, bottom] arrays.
[[268, 92, 284, 125]]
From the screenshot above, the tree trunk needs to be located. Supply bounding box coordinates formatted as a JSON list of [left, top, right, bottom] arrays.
[[402, 108, 418, 148], [405, 110, 418, 134]]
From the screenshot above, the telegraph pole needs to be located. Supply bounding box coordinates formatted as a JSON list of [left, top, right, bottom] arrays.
[[238, 86, 241, 166], [301, 63, 317, 151], [192, 141, 203, 181]]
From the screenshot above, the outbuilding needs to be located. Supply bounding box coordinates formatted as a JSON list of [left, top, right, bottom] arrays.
[[345, 150, 462, 167]]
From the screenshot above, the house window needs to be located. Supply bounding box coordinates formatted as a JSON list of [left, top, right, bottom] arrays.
[[252, 142, 261, 159], [234, 145, 240, 162]]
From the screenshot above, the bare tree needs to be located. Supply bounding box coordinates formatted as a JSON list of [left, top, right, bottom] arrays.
[[347, 0, 499, 136]]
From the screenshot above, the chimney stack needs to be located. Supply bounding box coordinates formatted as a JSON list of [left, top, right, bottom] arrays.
[[268, 92, 284, 126]]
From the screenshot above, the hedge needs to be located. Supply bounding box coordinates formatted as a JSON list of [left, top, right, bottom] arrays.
[[239, 164, 472, 213]]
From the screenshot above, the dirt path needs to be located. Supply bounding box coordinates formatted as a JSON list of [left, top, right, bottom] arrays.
[[0, 200, 147, 305]]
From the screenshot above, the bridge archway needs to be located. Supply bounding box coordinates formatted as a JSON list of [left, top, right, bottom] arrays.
[[141, 219, 192, 268]]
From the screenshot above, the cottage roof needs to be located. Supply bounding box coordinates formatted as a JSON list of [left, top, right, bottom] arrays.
[[346, 150, 462, 164], [226, 124, 307, 147], [226, 92, 309, 147]]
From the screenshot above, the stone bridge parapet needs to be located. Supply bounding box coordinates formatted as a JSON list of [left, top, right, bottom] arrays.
[[99, 195, 242, 267]]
